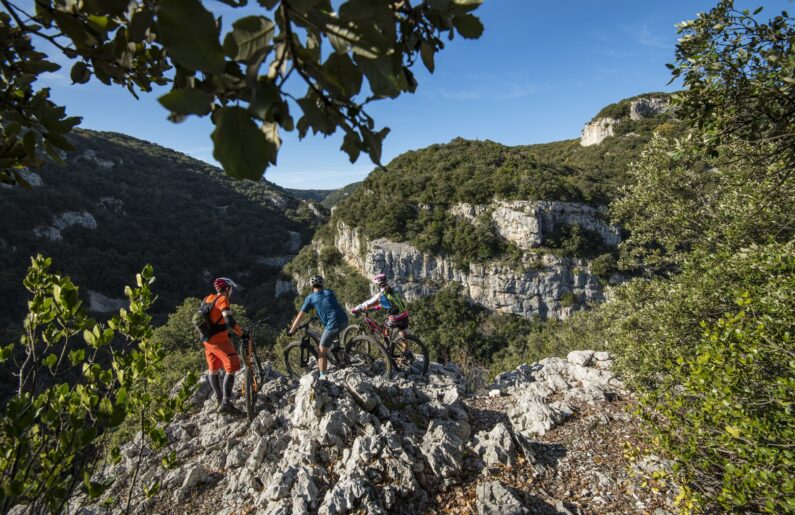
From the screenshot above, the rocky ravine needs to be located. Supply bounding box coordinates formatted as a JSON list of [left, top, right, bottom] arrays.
[[331, 200, 621, 320], [65, 352, 675, 515]]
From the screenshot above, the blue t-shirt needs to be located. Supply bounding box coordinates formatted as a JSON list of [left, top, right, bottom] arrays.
[[301, 289, 348, 331]]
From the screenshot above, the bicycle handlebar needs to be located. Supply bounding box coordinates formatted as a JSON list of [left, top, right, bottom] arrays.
[[291, 316, 319, 332]]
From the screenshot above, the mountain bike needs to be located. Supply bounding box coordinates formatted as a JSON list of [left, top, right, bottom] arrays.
[[283, 317, 350, 379], [239, 319, 271, 421], [341, 310, 429, 378]]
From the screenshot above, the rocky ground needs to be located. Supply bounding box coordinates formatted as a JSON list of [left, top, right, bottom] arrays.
[[69, 351, 676, 515]]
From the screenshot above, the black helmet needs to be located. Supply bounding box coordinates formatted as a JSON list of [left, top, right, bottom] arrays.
[[309, 275, 324, 288]]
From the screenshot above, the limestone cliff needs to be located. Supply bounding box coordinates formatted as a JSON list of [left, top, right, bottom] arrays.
[[331, 199, 620, 320]]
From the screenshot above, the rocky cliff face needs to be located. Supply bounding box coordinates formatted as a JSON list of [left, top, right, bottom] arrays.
[[66, 352, 674, 514], [333, 200, 619, 320], [580, 96, 672, 146], [580, 117, 617, 146]]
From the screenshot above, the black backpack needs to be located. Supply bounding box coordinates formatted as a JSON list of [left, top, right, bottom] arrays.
[[192, 295, 221, 339]]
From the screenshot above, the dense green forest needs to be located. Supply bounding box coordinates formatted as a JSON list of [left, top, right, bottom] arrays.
[[333, 99, 679, 266], [0, 130, 322, 340]]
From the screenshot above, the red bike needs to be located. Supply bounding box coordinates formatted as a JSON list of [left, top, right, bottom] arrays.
[[341, 309, 430, 378]]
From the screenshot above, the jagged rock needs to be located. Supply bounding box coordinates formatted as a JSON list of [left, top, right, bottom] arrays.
[[629, 97, 670, 120], [509, 397, 570, 437], [80, 149, 115, 169], [580, 117, 616, 146], [81, 351, 633, 514], [420, 419, 470, 484], [225, 446, 247, 469], [0, 169, 43, 189], [34, 210, 97, 241], [567, 350, 595, 367], [319, 478, 384, 515], [334, 219, 616, 321], [472, 422, 518, 466], [475, 481, 529, 515]]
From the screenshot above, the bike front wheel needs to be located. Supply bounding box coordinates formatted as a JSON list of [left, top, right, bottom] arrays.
[[339, 324, 361, 347], [284, 341, 318, 379], [391, 334, 430, 376], [345, 335, 392, 379]]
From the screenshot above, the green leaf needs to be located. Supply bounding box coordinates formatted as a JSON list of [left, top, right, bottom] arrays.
[[23, 131, 37, 158], [322, 53, 362, 97], [211, 106, 276, 180], [341, 130, 362, 163], [69, 348, 86, 366], [222, 15, 275, 62], [70, 62, 91, 84], [452, 14, 483, 39], [158, 89, 212, 116], [355, 55, 401, 97], [725, 425, 741, 438], [156, 0, 225, 74], [43, 353, 58, 369], [420, 42, 435, 73], [53, 11, 99, 50]]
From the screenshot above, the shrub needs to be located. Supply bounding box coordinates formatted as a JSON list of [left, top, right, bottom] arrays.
[[0, 257, 195, 512], [626, 243, 795, 512]]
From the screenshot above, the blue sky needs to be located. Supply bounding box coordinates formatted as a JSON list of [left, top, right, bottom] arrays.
[[37, 0, 792, 189]]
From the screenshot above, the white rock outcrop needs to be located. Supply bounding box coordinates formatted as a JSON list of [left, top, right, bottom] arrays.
[[70, 351, 625, 515], [332, 200, 619, 319], [34, 210, 97, 241], [0, 169, 43, 189], [451, 200, 620, 251], [629, 97, 670, 120], [81, 149, 115, 169], [580, 117, 616, 146]]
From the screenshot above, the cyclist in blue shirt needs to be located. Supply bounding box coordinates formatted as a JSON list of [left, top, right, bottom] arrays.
[[287, 274, 348, 379]]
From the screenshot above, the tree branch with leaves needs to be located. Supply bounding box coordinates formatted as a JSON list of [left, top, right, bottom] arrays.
[[0, 0, 484, 186]]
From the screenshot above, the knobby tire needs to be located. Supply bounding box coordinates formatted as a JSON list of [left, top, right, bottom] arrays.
[[284, 341, 318, 379], [392, 334, 430, 376], [345, 335, 392, 379]]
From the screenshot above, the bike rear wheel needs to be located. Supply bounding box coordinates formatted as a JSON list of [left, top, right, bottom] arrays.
[[391, 334, 430, 376], [345, 335, 392, 379], [284, 341, 318, 379]]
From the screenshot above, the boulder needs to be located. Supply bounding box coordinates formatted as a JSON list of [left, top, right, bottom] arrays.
[[471, 423, 518, 467], [475, 481, 529, 515]]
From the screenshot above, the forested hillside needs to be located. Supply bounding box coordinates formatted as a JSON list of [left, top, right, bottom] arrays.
[[283, 93, 681, 368], [333, 96, 678, 265], [0, 130, 322, 338]]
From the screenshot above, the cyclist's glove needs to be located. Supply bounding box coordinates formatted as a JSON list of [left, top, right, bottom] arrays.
[[241, 331, 251, 340]]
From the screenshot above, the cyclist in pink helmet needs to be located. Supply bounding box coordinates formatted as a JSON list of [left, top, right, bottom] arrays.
[[352, 273, 410, 337], [203, 277, 246, 416]]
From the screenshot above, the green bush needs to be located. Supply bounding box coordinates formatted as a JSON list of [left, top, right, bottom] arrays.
[[0, 257, 195, 512], [609, 244, 795, 512]]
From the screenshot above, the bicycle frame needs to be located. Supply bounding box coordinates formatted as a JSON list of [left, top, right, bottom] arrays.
[[356, 312, 400, 347]]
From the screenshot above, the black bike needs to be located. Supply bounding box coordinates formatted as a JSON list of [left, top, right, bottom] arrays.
[[283, 317, 350, 379]]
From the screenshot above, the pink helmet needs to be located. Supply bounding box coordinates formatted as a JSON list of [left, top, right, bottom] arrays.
[[213, 277, 239, 291], [372, 273, 387, 285]]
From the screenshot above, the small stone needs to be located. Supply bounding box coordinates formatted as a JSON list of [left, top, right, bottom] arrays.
[[488, 389, 501, 398]]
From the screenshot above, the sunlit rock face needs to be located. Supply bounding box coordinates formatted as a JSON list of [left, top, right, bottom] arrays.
[[334, 197, 621, 320]]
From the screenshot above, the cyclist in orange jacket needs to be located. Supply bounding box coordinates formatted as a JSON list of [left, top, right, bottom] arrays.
[[203, 277, 247, 416]]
